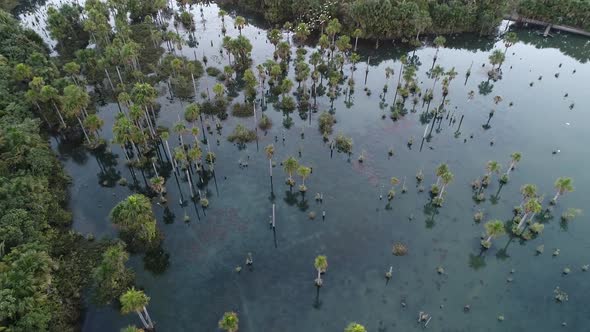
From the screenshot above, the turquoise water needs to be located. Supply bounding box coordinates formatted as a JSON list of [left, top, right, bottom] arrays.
[[18, 2, 590, 331]]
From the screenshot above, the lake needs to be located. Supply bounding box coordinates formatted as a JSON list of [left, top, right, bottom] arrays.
[[16, 1, 590, 331]]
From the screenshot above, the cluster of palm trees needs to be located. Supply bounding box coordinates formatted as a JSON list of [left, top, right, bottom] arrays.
[[430, 163, 454, 207]]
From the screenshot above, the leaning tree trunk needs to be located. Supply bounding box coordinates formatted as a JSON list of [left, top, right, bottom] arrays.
[[516, 212, 529, 230], [135, 310, 149, 329], [143, 306, 154, 328]]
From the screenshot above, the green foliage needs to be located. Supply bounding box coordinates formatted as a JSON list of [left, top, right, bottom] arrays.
[[92, 242, 134, 305], [219, 311, 239, 332], [110, 194, 157, 247], [334, 133, 353, 154], [318, 111, 335, 135], [518, 0, 590, 31], [344, 322, 367, 332], [259, 114, 273, 131], [227, 124, 257, 145]]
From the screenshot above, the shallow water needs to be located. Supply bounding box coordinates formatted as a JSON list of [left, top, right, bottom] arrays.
[[17, 2, 590, 331]]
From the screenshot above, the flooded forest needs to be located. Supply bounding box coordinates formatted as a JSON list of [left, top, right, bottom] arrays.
[[1, 0, 590, 331]]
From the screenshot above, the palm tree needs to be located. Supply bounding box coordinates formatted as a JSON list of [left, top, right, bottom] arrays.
[[234, 16, 246, 35], [283, 156, 299, 187], [283, 21, 293, 43], [314, 255, 328, 287], [110, 194, 157, 244], [435, 163, 449, 186], [84, 113, 104, 144], [294, 23, 310, 44], [430, 65, 445, 94], [120, 288, 154, 330], [552, 177, 574, 204], [352, 28, 363, 52], [516, 198, 542, 231], [297, 165, 311, 192], [433, 36, 446, 60], [150, 176, 166, 202], [218, 9, 227, 31], [267, 29, 281, 52], [388, 176, 400, 201], [481, 220, 506, 249], [218, 312, 239, 332], [326, 18, 342, 47], [62, 84, 91, 144], [120, 326, 143, 332], [489, 49, 505, 71], [503, 32, 518, 55], [438, 171, 454, 199], [519, 184, 537, 207], [184, 103, 205, 143], [265, 144, 274, 190], [485, 160, 501, 181], [505, 152, 522, 176], [344, 322, 367, 332]]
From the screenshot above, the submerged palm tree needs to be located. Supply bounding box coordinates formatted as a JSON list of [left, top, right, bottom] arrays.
[[552, 177, 574, 204], [120, 288, 154, 330], [485, 160, 501, 182], [314, 255, 328, 287], [297, 165, 311, 192], [516, 198, 542, 231], [438, 171, 454, 199], [265, 144, 274, 189], [283, 156, 299, 187], [506, 152, 522, 175], [234, 16, 246, 35], [218, 312, 239, 332], [481, 220, 506, 249]]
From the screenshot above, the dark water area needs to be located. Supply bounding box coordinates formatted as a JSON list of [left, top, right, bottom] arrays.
[[17, 1, 590, 331]]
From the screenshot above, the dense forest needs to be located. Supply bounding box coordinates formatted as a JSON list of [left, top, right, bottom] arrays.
[[218, 0, 590, 42], [517, 0, 590, 30], [0, 10, 131, 331]]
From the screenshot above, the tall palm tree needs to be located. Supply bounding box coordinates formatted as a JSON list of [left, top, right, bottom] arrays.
[[218, 9, 227, 31], [294, 23, 310, 44], [84, 114, 104, 144], [62, 84, 91, 144], [505, 152, 522, 176], [433, 36, 446, 60], [552, 177, 574, 204], [120, 288, 154, 330], [481, 220, 506, 249], [314, 255, 328, 287], [218, 312, 239, 332], [344, 322, 367, 332], [435, 163, 449, 186], [265, 144, 274, 189], [503, 32, 518, 55], [489, 49, 505, 71], [516, 198, 542, 231], [438, 171, 454, 199], [283, 156, 299, 186], [352, 28, 363, 52], [486, 160, 501, 179], [234, 16, 246, 35], [297, 165, 311, 192]]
